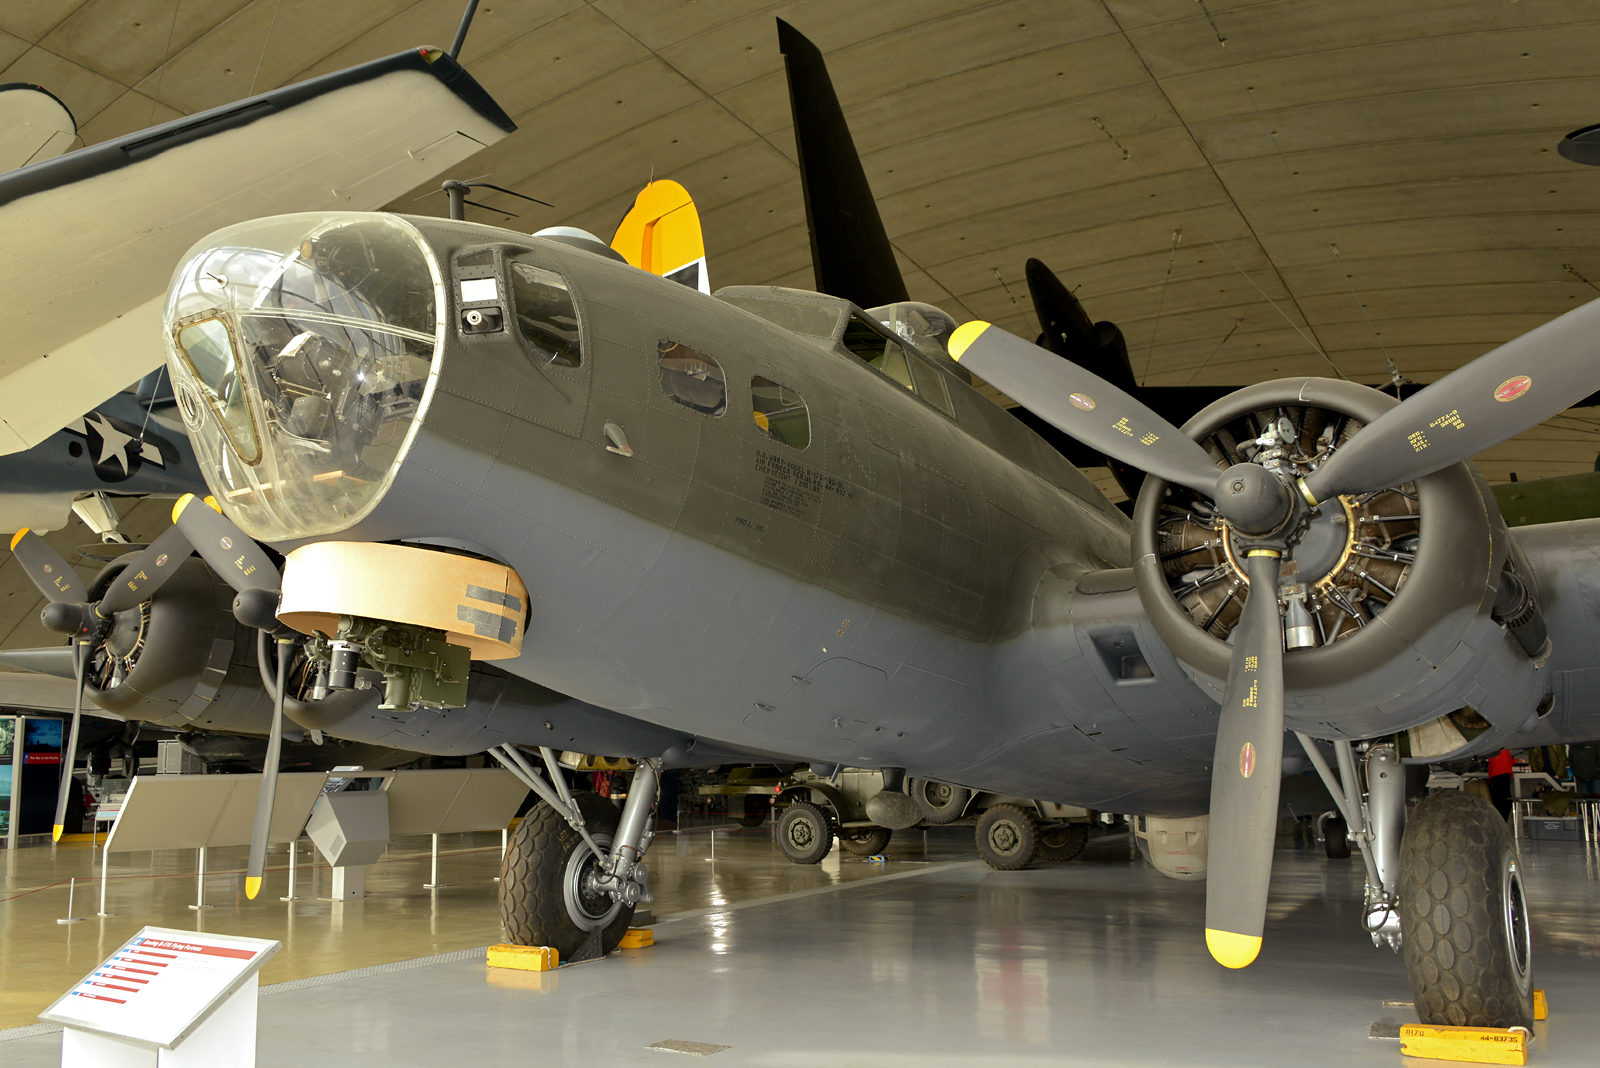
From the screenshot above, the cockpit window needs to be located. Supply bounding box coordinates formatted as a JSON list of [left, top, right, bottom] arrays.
[[174, 317, 261, 463], [163, 212, 443, 542], [658, 340, 726, 416], [751, 376, 810, 449], [907, 354, 955, 416], [510, 262, 581, 367], [841, 316, 914, 391]]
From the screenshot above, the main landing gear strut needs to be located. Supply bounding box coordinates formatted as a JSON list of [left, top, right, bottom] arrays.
[[1296, 734, 1534, 1028], [490, 745, 659, 961]]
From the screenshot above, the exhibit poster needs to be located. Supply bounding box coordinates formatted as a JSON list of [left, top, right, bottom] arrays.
[[0, 716, 14, 837]]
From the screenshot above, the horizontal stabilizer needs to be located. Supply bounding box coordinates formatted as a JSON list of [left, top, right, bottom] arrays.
[[0, 645, 80, 679]]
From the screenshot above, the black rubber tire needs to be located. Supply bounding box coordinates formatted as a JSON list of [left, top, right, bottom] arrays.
[[735, 795, 768, 828], [1324, 815, 1352, 859], [1398, 791, 1534, 1029], [909, 778, 971, 825], [499, 792, 635, 958], [1036, 822, 1089, 862], [840, 825, 892, 856], [975, 803, 1038, 870], [778, 801, 835, 864]]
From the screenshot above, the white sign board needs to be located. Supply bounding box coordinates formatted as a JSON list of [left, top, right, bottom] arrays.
[[40, 926, 279, 1048]]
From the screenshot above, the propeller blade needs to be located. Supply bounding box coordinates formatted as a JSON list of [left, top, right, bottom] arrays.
[[245, 636, 291, 900], [96, 524, 194, 616], [171, 495, 280, 594], [9, 530, 84, 603], [949, 321, 1223, 497], [51, 640, 89, 842], [1303, 296, 1600, 502], [0, 645, 80, 678], [776, 18, 909, 310], [1204, 550, 1286, 969]]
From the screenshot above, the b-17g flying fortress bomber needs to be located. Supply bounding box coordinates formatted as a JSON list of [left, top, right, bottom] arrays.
[[9, 18, 1600, 1034]]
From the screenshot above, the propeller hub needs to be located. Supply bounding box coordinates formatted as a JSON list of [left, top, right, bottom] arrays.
[[1213, 464, 1293, 535]]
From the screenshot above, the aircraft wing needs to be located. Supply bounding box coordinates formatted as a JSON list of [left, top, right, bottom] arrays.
[[0, 47, 515, 457]]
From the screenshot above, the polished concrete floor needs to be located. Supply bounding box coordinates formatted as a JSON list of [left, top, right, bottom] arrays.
[[3, 824, 1598, 1065]]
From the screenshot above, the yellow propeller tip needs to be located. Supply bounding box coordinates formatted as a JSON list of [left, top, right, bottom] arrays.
[[1205, 928, 1262, 969], [171, 494, 195, 524], [52, 824, 63, 842], [245, 877, 262, 900], [947, 320, 991, 361], [10, 528, 30, 551], [203, 496, 221, 513]]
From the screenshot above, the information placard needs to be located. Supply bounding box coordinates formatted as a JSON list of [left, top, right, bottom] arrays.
[[40, 926, 280, 1048]]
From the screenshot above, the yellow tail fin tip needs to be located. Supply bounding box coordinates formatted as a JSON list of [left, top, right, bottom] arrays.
[[245, 877, 262, 900], [1205, 928, 1262, 969], [947, 320, 991, 361]]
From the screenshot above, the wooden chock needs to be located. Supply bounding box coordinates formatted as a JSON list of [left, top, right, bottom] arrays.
[[487, 943, 559, 971], [1397, 1024, 1528, 1065]]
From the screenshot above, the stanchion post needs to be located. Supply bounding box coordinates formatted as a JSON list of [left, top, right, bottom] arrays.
[[97, 838, 112, 917], [424, 832, 446, 889], [188, 847, 213, 910], [280, 838, 302, 902], [57, 877, 84, 924]]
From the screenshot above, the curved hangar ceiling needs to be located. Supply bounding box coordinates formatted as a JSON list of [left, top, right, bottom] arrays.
[[4, 0, 1599, 490]]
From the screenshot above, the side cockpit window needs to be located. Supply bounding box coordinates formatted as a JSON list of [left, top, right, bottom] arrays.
[[841, 316, 914, 391], [907, 354, 954, 416], [510, 262, 582, 367], [752, 376, 810, 449], [658, 340, 725, 416], [174, 316, 262, 463]]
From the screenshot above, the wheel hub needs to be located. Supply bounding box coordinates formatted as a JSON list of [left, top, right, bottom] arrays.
[[563, 830, 622, 931]]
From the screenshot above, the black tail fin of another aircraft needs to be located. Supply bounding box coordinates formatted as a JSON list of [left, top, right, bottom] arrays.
[[777, 19, 908, 310], [1025, 258, 1137, 395]]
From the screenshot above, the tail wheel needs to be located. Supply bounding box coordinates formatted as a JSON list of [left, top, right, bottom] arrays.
[[1398, 791, 1534, 1029], [499, 791, 635, 958], [840, 825, 892, 856], [778, 800, 835, 864], [975, 804, 1038, 870], [909, 778, 971, 825], [1037, 822, 1089, 862], [1324, 815, 1352, 859]]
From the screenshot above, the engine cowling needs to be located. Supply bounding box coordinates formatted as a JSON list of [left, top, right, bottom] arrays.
[[1131, 378, 1541, 740]]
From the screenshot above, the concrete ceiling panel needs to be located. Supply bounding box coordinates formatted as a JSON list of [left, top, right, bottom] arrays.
[[0, 44, 125, 126], [38, 0, 251, 87], [0, 1, 93, 46]]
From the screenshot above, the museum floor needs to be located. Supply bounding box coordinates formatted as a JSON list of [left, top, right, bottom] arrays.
[[2, 824, 1597, 1066]]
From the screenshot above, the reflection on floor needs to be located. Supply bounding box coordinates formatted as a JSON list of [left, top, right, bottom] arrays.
[[4, 825, 1598, 1066]]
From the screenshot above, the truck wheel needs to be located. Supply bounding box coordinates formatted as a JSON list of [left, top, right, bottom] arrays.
[[840, 826, 891, 856], [499, 791, 635, 958], [1324, 815, 1351, 859], [976, 804, 1037, 870], [778, 801, 834, 864], [909, 778, 971, 824], [735, 795, 768, 828], [1399, 791, 1534, 1029], [1037, 822, 1089, 862]]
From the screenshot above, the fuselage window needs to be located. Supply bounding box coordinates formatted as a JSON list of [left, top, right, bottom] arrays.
[[173, 316, 262, 463], [659, 339, 726, 416], [907, 353, 955, 416], [510, 262, 582, 367], [751, 376, 810, 449], [841, 316, 914, 391]]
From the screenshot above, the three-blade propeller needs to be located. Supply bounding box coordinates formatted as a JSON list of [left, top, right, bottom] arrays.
[[8, 495, 288, 898], [949, 297, 1600, 967]]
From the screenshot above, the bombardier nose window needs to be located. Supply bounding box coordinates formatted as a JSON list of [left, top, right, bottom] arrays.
[[163, 212, 443, 542]]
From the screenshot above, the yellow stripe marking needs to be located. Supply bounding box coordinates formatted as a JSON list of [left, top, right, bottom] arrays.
[[947, 320, 990, 361], [1205, 928, 1261, 968]]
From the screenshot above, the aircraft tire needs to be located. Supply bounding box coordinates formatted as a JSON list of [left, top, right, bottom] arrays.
[[499, 792, 635, 957], [1324, 815, 1352, 859], [778, 801, 835, 864], [909, 778, 971, 825], [1036, 822, 1089, 862], [1398, 791, 1534, 1029], [840, 825, 891, 856], [975, 804, 1038, 870]]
